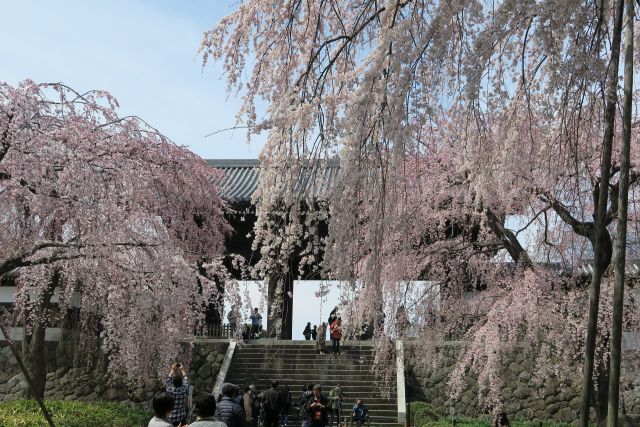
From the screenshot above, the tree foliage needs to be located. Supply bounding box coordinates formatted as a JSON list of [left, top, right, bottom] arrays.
[[0, 80, 231, 387], [202, 0, 640, 414]]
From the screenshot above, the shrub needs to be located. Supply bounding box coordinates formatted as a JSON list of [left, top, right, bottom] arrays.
[[0, 399, 151, 427], [410, 401, 440, 426]]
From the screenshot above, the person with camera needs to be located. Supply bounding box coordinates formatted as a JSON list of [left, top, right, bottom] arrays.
[[164, 363, 190, 427], [305, 384, 330, 427], [328, 384, 344, 427]]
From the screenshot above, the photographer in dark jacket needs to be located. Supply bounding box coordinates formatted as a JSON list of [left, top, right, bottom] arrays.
[[215, 383, 246, 427], [305, 384, 330, 427]]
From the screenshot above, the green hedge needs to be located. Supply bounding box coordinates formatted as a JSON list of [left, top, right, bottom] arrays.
[[410, 401, 439, 426], [408, 401, 575, 427], [0, 400, 151, 427]]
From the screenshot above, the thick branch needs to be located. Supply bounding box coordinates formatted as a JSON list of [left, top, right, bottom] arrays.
[[606, 169, 640, 224], [537, 191, 594, 240], [0, 240, 162, 278], [484, 209, 532, 267]]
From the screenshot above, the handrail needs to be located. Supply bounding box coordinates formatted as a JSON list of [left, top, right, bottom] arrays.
[[212, 340, 237, 396]]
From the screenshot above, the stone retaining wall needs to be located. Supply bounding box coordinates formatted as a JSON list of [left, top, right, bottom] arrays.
[[0, 339, 228, 405], [407, 344, 640, 423]]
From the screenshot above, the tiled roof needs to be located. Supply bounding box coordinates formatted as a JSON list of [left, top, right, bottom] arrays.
[[206, 159, 340, 203], [206, 159, 261, 202]]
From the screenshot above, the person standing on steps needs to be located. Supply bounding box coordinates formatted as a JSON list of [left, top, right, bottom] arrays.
[[279, 384, 292, 427], [328, 307, 338, 327], [305, 384, 330, 427], [234, 385, 244, 406], [250, 385, 261, 427], [303, 322, 312, 340], [250, 308, 262, 339], [262, 380, 281, 427], [329, 318, 342, 355], [215, 383, 246, 427], [242, 386, 254, 427], [328, 384, 344, 427], [188, 393, 227, 427], [311, 325, 317, 341], [316, 322, 326, 354], [300, 383, 314, 427], [227, 306, 239, 337]]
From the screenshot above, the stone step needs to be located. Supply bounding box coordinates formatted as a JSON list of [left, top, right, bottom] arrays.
[[226, 378, 383, 386], [223, 379, 396, 394], [235, 352, 373, 360], [222, 341, 399, 427], [228, 364, 392, 372], [225, 370, 393, 381], [284, 403, 397, 411], [230, 362, 388, 371], [231, 357, 386, 365], [233, 346, 377, 354], [234, 345, 375, 351], [228, 358, 392, 367], [226, 376, 383, 385], [226, 363, 393, 372], [280, 415, 401, 426], [282, 413, 402, 421], [235, 341, 375, 347], [223, 382, 396, 398], [233, 351, 378, 366]]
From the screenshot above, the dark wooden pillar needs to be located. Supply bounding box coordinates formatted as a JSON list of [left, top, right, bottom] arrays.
[[267, 270, 294, 339]]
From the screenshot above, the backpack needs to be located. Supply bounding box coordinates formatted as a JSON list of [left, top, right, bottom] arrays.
[[299, 390, 312, 410], [330, 321, 342, 340], [280, 390, 292, 410], [252, 392, 261, 413]]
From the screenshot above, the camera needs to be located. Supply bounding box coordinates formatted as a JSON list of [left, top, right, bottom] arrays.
[[176, 363, 181, 368]]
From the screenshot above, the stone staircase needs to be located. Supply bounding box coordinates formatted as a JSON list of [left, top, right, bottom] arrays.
[[222, 340, 400, 427]]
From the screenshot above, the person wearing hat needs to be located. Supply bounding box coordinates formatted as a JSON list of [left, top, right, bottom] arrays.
[[305, 384, 329, 427], [215, 383, 246, 427]]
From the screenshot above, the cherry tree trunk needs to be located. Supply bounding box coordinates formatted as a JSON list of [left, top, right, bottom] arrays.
[[580, 1, 625, 425], [595, 363, 611, 425], [607, 1, 634, 425], [22, 272, 56, 400], [0, 322, 56, 427]]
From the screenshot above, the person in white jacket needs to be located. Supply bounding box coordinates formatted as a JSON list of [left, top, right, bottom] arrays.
[[148, 391, 175, 427]]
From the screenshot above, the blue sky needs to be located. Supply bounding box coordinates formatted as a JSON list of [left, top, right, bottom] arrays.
[[1, 0, 337, 339], [0, 0, 265, 159]]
